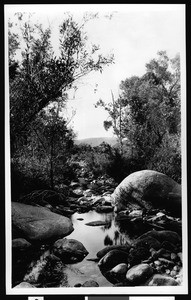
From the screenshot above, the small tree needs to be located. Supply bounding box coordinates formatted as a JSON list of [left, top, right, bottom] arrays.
[[96, 51, 181, 178], [13, 100, 76, 190], [8, 12, 114, 154]]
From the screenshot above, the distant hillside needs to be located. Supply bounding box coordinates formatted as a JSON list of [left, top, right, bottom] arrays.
[[75, 137, 118, 147]]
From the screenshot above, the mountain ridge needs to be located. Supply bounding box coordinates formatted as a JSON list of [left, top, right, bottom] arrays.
[[74, 137, 118, 147]]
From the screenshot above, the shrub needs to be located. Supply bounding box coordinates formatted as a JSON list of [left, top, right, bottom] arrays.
[[11, 160, 50, 201], [147, 134, 181, 183], [73, 143, 144, 183]]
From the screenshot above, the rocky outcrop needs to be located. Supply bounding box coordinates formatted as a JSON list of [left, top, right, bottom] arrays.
[[12, 202, 74, 242], [111, 170, 181, 216], [52, 238, 89, 263]]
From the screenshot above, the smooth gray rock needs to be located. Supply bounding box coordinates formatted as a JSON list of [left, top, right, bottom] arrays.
[[12, 202, 74, 242], [111, 170, 181, 216]]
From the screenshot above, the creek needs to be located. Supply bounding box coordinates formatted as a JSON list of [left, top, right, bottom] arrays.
[[17, 209, 152, 287]]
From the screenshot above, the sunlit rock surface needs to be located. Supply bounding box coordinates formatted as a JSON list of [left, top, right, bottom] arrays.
[[111, 170, 181, 216]]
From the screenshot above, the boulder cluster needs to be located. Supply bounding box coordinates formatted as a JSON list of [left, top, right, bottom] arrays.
[[96, 229, 182, 286], [12, 170, 183, 288]]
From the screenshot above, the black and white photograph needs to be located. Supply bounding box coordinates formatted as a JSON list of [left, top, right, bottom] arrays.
[[5, 3, 187, 295]]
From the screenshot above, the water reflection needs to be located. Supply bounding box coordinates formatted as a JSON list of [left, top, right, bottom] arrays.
[[114, 217, 151, 239], [68, 210, 134, 258], [104, 235, 113, 246]]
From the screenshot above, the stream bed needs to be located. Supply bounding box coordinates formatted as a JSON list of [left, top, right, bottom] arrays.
[[15, 210, 152, 287]]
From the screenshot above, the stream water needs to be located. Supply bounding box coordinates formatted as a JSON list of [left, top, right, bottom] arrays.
[[15, 210, 152, 287], [63, 210, 132, 287]]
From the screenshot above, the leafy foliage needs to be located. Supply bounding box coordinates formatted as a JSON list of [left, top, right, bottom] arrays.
[[9, 13, 114, 153], [96, 51, 181, 182], [12, 102, 76, 190], [73, 142, 142, 182], [9, 12, 114, 197]]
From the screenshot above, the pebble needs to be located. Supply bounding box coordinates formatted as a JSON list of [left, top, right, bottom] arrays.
[[171, 253, 178, 261], [158, 257, 175, 267], [74, 283, 82, 287], [173, 265, 179, 272], [162, 252, 171, 260], [156, 266, 163, 273], [154, 260, 161, 266], [170, 270, 177, 277]]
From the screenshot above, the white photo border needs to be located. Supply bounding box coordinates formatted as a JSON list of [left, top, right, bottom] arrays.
[[5, 3, 188, 295]]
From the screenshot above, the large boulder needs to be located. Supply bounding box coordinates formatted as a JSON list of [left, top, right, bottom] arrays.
[[53, 238, 89, 263], [111, 170, 181, 216], [12, 202, 74, 242]]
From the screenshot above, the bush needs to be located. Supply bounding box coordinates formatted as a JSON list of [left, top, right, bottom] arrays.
[[11, 154, 78, 201], [147, 134, 181, 183], [11, 160, 50, 201], [73, 143, 144, 183]]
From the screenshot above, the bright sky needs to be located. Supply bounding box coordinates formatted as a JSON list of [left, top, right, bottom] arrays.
[[5, 4, 185, 139]]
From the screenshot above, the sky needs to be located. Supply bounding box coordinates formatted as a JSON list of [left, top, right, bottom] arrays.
[[5, 4, 185, 139]]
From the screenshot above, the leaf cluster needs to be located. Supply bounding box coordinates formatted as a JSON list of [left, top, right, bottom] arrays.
[[96, 51, 181, 181], [9, 12, 114, 151]]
